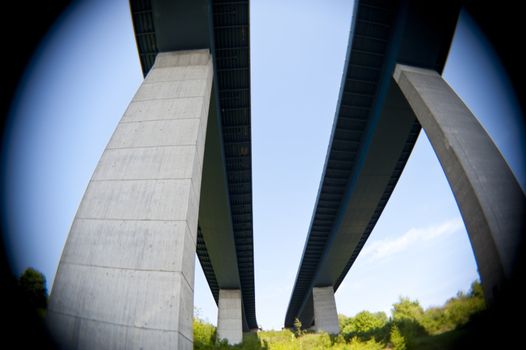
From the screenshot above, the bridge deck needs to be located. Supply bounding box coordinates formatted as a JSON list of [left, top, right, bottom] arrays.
[[285, 0, 460, 328]]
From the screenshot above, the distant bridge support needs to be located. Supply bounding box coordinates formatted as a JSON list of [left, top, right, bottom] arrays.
[[47, 50, 212, 349], [394, 64, 526, 304], [312, 287, 340, 334], [217, 289, 243, 344]]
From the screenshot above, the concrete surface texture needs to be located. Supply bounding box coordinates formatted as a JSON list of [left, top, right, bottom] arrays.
[[394, 64, 526, 304], [217, 289, 243, 345], [312, 286, 340, 334], [46, 49, 213, 349]]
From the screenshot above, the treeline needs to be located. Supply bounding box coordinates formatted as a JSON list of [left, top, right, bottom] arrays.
[[5, 268, 55, 349], [336, 280, 485, 349], [194, 280, 486, 349]]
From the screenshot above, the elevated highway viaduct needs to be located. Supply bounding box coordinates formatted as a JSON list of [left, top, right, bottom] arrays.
[[285, 0, 526, 333]]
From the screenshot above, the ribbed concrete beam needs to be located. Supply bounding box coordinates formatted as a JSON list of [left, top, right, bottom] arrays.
[[46, 50, 213, 349], [394, 64, 526, 304]]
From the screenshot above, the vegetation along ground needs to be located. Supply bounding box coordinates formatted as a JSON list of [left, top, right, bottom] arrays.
[[194, 281, 487, 349]]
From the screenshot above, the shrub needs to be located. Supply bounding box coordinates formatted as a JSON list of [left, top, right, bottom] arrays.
[[349, 336, 385, 350], [18, 268, 48, 314], [338, 314, 351, 330], [390, 324, 406, 350], [342, 311, 389, 342], [193, 318, 217, 349], [293, 318, 304, 337]]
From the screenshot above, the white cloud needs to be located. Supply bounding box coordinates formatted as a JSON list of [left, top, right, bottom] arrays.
[[361, 219, 464, 262]]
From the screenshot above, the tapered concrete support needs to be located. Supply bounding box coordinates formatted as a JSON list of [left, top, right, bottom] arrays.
[[217, 289, 243, 345], [394, 64, 526, 303], [46, 50, 213, 349], [312, 287, 339, 334]]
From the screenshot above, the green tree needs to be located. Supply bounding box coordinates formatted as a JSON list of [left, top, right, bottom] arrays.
[[342, 311, 388, 341], [392, 297, 424, 322], [390, 324, 406, 350], [392, 297, 427, 343], [18, 268, 47, 314], [193, 317, 216, 349], [293, 317, 305, 338], [419, 280, 486, 336], [338, 313, 351, 330], [469, 280, 484, 300], [443, 282, 485, 330], [421, 306, 448, 334]]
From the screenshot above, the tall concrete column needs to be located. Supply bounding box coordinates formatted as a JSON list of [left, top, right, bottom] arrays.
[[46, 50, 213, 349], [394, 64, 526, 303], [217, 289, 243, 345], [312, 286, 339, 334]]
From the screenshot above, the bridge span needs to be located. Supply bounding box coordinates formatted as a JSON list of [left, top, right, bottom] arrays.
[[285, 0, 525, 333]]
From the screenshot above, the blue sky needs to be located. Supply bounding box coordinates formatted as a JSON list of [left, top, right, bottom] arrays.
[[2, 0, 524, 331]]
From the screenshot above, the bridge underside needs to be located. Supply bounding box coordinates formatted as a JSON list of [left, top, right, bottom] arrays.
[[287, 0, 526, 332], [286, 0, 462, 329]]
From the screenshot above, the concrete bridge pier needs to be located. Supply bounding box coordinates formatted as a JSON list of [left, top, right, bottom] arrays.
[[217, 289, 243, 344], [46, 50, 213, 349], [312, 286, 340, 334], [394, 64, 526, 304]]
